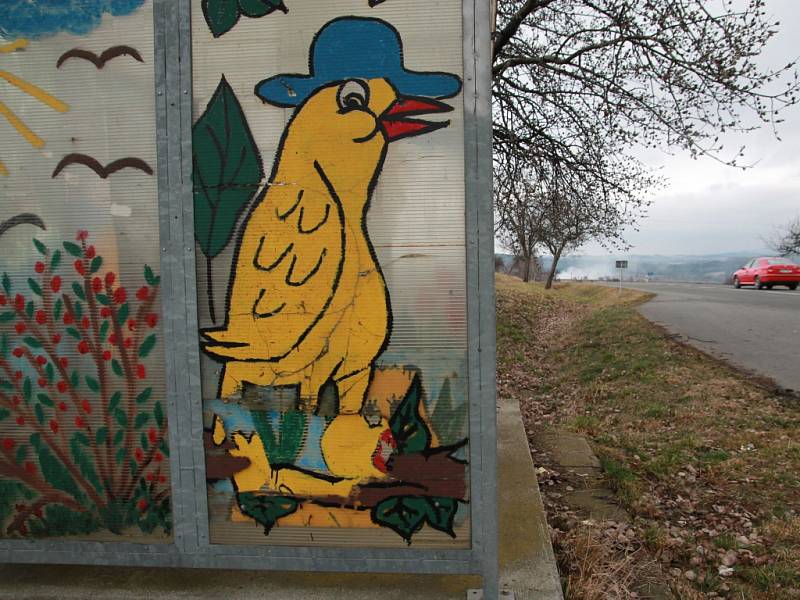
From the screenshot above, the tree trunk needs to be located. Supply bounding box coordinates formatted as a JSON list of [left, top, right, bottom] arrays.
[[523, 254, 532, 282], [545, 248, 563, 289]]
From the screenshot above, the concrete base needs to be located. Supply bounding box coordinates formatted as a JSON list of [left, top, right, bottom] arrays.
[[497, 400, 563, 600], [0, 400, 561, 600]]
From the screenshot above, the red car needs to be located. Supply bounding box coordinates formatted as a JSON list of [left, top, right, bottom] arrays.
[[733, 257, 800, 290]]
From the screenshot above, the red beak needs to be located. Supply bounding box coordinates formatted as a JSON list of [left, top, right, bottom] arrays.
[[380, 95, 453, 142]]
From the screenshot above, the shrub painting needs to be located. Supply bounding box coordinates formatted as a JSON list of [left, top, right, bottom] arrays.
[[0, 232, 170, 538]]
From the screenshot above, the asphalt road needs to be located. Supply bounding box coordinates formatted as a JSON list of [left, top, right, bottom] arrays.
[[617, 282, 800, 392]]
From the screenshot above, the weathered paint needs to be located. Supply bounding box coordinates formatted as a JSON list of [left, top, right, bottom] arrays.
[[0, 1, 172, 541], [192, 3, 471, 547]]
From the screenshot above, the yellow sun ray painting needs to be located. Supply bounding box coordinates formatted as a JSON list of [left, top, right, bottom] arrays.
[[0, 38, 69, 176]]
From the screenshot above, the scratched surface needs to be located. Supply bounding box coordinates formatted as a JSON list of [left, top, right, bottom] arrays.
[[192, 0, 470, 547]]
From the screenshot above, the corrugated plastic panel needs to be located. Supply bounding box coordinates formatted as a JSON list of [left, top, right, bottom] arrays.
[[191, 0, 470, 548], [0, 2, 172, 542]]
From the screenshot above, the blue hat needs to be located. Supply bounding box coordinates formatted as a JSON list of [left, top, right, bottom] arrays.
[[255, 17, 462, 108]]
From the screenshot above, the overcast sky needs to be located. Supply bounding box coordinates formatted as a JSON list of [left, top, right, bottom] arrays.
[[581, 0, 800, 257]]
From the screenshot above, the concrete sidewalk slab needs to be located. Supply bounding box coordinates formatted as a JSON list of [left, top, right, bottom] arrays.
[[534, 427, 629, 524], [0, 400, 561, 600]]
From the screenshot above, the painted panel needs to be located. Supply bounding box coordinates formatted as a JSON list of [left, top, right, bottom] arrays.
[[0, 2, 172, 541], [192, 0, 470, 547]]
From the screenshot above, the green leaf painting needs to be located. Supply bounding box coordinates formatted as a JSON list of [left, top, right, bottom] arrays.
[[70, 435, 103, 495], [154, 401, 164, 428], [63, 241, 82, 258], [144, 265, 160, 286], [251, 410, 306, 465], [136, 388, 153, 405], [237, 492, 298, 535], [430, 377, 467, 445], [30, 434, 85, 504], [201, 0, 287, 38], [134, 413, 150, 429], [371, 496, 458, 543], [33, 238, 47, 255], [193, 75, 264, 322], [139, 334, 157, 358], [108, 391, 122, 413], [95, 427, 108, 445], [389, 373, 431, 454], [27, 278, 42, 296]]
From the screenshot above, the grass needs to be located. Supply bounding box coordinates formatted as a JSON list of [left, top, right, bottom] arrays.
[[496, 274, 800, 599]]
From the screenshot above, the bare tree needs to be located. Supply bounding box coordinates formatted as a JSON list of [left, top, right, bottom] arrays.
[[494, 156, 541, 282], [492, 0, 799, 260], [495, 137, 655, 288], [493, 0, 798, 167], [536, 159, 652, 288], [767, 217, 800, 257]]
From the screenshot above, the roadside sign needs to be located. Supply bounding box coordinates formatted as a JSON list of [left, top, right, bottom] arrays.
[[616, 260, 628, 293]]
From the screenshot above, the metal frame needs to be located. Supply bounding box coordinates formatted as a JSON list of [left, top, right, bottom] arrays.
[[0, 0, 496, 595]]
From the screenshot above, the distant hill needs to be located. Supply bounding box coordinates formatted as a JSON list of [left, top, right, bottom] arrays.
[[495, 251, 796, 283]]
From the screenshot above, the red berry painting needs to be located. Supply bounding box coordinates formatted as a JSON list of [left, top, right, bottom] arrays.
[[0, 232, 170, 538]]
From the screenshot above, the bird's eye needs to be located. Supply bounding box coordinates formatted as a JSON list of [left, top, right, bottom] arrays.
[[337, 80, 369, 112]]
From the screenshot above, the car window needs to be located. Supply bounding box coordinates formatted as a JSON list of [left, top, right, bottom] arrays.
[[765, 258, 796, 265], [745, 260, 755, 268]]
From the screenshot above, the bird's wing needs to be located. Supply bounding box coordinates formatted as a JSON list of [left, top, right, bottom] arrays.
[[203, 180, 344, 362]]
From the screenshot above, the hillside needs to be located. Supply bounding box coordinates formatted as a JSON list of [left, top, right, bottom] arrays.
[[495, 252, 794, 283]]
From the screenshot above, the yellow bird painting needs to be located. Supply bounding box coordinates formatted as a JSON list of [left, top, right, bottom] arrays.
[[202, 17, 462, 495]]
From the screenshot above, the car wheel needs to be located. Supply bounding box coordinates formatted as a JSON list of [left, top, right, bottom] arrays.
[[789, 283, 798, 291], [733, 276, 741, 289], [755, 276, 764, 290]]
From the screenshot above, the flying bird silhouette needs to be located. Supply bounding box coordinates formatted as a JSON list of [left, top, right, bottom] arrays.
[[51, 154, 153, 178], [0, 213, 45, 239], [56, 46, 144, 69]]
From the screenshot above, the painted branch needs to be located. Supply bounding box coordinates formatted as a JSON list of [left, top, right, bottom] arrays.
[[120, 422, 168, 501], [206, 454, 251, 480], [121, 292, 158, 493], [12, 305, 108, 480], [6, 494, 85, 536], [0, 433, 92, 535], [201, 431, 467, 504], [0, 367, 108, 509], [80, 268, 128, 497], [63, 293, 115, 477], [203, 430, 251, 479], [277, 456, 468, 510]]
